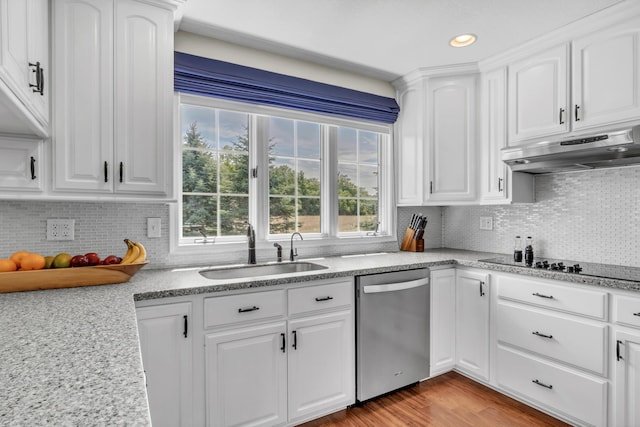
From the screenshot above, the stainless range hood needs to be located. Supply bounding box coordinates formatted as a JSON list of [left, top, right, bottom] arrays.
[[502, 126, 640, 174]]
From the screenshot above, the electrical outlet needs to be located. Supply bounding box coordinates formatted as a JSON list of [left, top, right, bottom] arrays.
[[147, 217, 161, 238], [479, 216, 493, 231], [47, 219, 75, 241]]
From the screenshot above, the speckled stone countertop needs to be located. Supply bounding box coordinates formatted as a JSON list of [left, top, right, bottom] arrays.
[[1, 248, 638, 426]]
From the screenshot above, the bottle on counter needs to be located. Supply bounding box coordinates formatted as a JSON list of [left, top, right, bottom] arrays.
[[513, 235, 523, 262], [524, 236, 534, 266]]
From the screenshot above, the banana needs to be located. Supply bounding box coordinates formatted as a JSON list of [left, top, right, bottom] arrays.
[[121, 239, 147, 264], [131, 241, 147, 264], [121, 239, 140, 264]]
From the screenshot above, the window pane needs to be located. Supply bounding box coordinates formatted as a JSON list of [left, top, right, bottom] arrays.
[[338, 164, 358, 197], [182, 150, 217, 193], [182, 195, 217, 237], [219, 196, 249, 236], [337, 127, 357, 161], [298, 160, 320, 196], [298, 198, 320, 233], [181, 105, 216, 150], [270, 158, 295, 195], [337, 127, 382, 234], [338, 199, 358, 232], [297, 121, 320, 158], [359, 164, 378, 198], [220, 152, 249, 194], [219, 110, 249, 151], [270, 197, 296, 234], [269, 117, 294, 156]]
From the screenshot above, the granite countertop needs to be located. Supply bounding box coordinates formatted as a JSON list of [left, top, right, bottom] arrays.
[[1, 248, 638, 425]]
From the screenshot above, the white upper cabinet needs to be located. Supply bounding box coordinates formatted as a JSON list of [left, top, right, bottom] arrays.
[[426, 74, 477, 204], [0, 0, 49, 137], [480, 67, 533, 204], [394, 70, 478, 206], [52, 0, 173, 198], [572, 16, 640, 130], [0, 136, 42, 193], [508, 44, 570, 144]]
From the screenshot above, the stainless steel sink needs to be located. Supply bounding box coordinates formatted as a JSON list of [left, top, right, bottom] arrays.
[[199, 262, 328, 280]]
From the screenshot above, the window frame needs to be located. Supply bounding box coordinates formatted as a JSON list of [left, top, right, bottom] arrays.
[[170, 93, 396, 256]]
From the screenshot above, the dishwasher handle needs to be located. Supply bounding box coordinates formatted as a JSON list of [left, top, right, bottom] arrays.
[[362, 277, 429, 294]]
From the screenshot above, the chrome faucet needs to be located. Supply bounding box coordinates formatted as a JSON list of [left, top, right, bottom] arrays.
[[247, 223, 256, 264], [273, 243, 283, 262], [290, 232, 303, 261]]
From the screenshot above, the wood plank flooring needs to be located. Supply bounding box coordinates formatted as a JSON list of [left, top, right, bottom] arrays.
[[299, 372, 569, 427]]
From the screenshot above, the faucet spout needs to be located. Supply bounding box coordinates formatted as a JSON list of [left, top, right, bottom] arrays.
[[290, 232, 303, 262], [247, 223, 256, 264]]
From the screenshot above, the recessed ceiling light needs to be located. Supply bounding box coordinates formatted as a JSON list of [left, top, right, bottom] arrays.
[[449, 34, 477, 48]]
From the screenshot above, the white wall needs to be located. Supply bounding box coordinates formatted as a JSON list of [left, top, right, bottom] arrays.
[[174, 31, 396, 98]]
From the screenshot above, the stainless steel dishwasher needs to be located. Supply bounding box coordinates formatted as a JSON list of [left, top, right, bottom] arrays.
[[356, 268, 430, 402]]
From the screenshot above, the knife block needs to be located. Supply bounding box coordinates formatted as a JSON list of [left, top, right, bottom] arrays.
[[400, 227, 424, 252]]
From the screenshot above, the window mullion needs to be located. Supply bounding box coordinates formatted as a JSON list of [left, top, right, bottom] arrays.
[[324, 126, 338, 237], [253, 115, 269, 240]]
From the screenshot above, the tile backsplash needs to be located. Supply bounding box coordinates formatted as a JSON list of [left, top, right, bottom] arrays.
[[443, 166, 640, 267]]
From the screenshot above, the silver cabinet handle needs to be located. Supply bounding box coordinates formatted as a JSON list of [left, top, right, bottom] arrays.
[[532, 292, 554, 299], [575, 104, 581, 121], [532, 331, 553, 339], [362, 277, 429, 294], [315, 296, 333, 302], [238, 306, 260, 313], [479, 281, 485, 297], [559, 107, 565, 124]]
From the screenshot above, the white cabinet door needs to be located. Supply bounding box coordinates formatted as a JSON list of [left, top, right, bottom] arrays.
[[395, 82, 425, 206], [0, 136, 42, 192], [205, 322, 287, 427], [479, 67, 534, 205], [0, 0, 49, 136], [614, 330, 640, 427], [287, 310, 354, 423], [455, 269, 490, 381], [52, 0, 113, 193], [426, 74, 477, 203], [430, 268, 456, 376], [572, 16, 640, 130], [508, 44, 570, 144], [136, 302, 193, 427], [114, 0, 171, 195], [53, 0, 171, 197]]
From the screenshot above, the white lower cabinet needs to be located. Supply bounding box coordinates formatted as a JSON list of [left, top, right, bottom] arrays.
[[287, 310, 353, 423], [430, 268, 456, 376], [204, 279, 354, 427], [613, 292, 640, 427], [497, 345, 607, 426], [455, 269, 490, 381], [205, 322, 288, 427], [136, 302, 193, 427]]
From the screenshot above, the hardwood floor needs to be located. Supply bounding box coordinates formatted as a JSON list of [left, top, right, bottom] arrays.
[[299, 372, 569, 427]]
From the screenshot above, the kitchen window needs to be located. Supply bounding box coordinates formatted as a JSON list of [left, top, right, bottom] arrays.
[[176, 94, 393, 248]]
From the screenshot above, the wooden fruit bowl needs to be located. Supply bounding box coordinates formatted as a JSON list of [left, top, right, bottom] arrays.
[[0, 262, 149, 293]]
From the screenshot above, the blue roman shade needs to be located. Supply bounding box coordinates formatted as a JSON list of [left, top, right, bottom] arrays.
[[174, 52, 400, 124]]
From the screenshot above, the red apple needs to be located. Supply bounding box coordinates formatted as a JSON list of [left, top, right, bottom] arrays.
[[103, 255, 121, 265], [70, 255, 89, 267], [85, 252, 100, 266]]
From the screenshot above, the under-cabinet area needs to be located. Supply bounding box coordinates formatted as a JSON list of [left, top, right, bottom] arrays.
[[136, 263, 640, 427]]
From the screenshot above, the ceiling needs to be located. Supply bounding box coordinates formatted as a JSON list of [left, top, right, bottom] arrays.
[[179, 0, 625, 82]]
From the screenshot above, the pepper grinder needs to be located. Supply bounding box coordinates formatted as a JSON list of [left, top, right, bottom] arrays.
[[524, 236, 534, 266], [513, 235, 523, 262]]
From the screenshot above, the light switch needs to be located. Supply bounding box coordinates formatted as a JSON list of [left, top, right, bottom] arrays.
[[147, 218, 161, 238]]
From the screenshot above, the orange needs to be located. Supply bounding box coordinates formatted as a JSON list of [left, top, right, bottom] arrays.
[[9, 251, 31, 269], [20, 253, 46, 271], [0, 259, 17, 272]]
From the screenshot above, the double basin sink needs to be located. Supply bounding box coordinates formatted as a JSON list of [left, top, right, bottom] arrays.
[[199, 261, 328, 281]]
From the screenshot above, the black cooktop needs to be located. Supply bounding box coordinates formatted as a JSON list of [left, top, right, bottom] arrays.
[[479, 256, 640, 283]]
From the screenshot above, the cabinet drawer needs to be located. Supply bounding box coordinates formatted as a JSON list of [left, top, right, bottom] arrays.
[[615, 295, 640, 329], [204, 290, 285, 328], [289, 280, 353, 316], [497, 302, 607, 375], [496, 346, 607, 427], [497, 275, 607, 320]]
